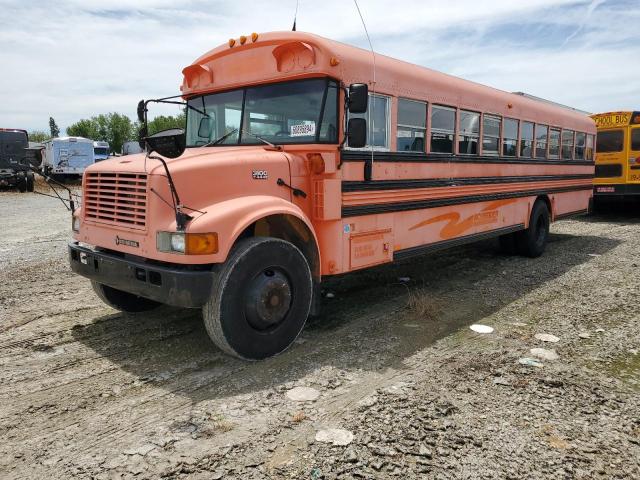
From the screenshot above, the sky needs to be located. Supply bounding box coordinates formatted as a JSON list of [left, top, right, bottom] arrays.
[[1, 0, 638, 133]]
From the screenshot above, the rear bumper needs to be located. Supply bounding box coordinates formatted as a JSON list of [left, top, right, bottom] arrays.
[[594, 184, 640, 196], [68, 242, 214, 308]]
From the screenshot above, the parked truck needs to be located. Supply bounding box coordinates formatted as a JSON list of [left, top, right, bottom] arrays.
[[69, 32, 594, 360], [42, 137, 95, 178], [122, 141, 143, 156], [93, 141, 110, 162], [0, 128, 34, 192]]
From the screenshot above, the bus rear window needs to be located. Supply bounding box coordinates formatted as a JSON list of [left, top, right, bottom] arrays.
[[632, 129, 640, 151], [596, 130, 624, 153]]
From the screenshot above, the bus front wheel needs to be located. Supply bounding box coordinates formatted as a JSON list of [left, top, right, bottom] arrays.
[[203, 237, 313, 360], [516, 201, 550, 258]]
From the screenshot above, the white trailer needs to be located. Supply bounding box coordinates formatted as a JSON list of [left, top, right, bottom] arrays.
[[42, 137, 94, 177]]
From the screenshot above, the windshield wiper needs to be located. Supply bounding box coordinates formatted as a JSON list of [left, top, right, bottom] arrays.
[[199, 128, 280, 150]]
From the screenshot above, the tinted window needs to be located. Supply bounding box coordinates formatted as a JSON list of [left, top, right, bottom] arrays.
[[431, 106, 455, 153], [397, 98, 426, 152], [549, 129, 560, 158], [535, 124, 548, 159], [350, 95, 390, 148], [520, 121, 534, 157], [503, 118, 518, 156], [459, 111, 479, 155], [575, 132, 586, 160], [596, 130, 624, 153], [561, 130, 574, 160], [632, 129, 640, 151], [483, 115, 501, 155]]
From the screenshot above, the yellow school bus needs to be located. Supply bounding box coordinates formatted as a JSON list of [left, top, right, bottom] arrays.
[[591, 111, 640, 199]]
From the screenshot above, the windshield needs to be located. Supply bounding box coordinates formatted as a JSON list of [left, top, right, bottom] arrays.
[[94, 148, 109, 156], [185, 78, 338, 147]]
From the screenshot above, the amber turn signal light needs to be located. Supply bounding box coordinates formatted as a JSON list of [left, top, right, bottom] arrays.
[[186, 233, 219, 255]]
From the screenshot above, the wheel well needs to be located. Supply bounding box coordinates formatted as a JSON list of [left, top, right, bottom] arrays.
[[237, 214, 320, 280], [535, 195, 552, 218]]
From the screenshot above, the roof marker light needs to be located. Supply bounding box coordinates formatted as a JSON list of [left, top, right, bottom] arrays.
[[251, 32, 259, 42], [229, 38, 235, 47], [330, 56, 340, 66], [240, 35, 247, 45]]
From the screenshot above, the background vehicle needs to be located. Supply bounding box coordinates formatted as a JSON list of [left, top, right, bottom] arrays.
[[69, 31, 595, 360], [0, 128, 34, 192], [93, 141, 110, 162], [591, 111, 640, 201], [42, 136, 94, 178], [122, 141, 143, 156]]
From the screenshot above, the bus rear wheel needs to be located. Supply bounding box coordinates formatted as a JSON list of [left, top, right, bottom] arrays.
[[516, 201, 550, 258], [91, 281, 161, 313], [202, 237, 313, 360]]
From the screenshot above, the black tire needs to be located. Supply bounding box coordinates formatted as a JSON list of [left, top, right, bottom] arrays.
[[16, 172, 27, 193], [516, 201, 550, 258], [26, 171, 35, 192], [203, 237, 313, 360], [498, 232, 518, 255], [91, 281, 161, 313]]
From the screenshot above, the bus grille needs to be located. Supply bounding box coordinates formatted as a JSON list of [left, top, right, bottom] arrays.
[[84, 172, 147, 229], [595, 164, 622, 178]]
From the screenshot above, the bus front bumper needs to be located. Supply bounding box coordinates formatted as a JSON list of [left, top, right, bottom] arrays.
[[69, 242, 214, 308], [594, 184, 640, 196]]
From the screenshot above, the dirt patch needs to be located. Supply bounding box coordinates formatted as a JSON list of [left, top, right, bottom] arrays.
[[1, 193, 639, 479]]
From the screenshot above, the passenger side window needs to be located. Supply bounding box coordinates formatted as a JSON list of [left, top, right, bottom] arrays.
[[503, 118, 518, 156], [535, 124, 548, 159], [520, 122, 534, 157], [561, 130, 574, 160], [430, 106, 456, 153], [459, 111, 480, 155], [482, 115, 501, 155], [632, 129, 640, 151], [319, 81, 339, 142], [575, 132, 586, 160], [349, 94, 390, 149], [549, 128, 561, 159], [397, 98, 426, 152], [586, 134, 594, 160]]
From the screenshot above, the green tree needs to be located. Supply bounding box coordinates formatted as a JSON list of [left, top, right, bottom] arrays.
[[28, 130, 51, 143], [49, 117, 60, 138], [66, 113, 136, 153], [147, 112, 186, 135]]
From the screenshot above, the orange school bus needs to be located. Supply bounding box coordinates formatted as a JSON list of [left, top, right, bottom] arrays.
[[591, 111, 640, 199], [69, 32, 595, 359]]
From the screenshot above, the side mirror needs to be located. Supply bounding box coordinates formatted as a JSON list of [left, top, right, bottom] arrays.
[[138, 126, 148, 149], [348, 83, 368, 114], [347, 118, 367, 148], [198, 117, 213, 138], [144, 128, 186, 159], [137, 100, 146, 123]]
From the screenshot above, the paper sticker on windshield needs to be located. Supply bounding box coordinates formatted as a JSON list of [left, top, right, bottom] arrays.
[[290, 123, 316, 137]]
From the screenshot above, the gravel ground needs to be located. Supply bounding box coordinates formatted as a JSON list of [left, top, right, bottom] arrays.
[[0, 190, 639, 479]]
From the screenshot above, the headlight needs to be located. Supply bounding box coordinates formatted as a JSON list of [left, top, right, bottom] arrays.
[[170, 233, 185, 253], [72, 216, 81, 232], [157, 231, 218, 255]]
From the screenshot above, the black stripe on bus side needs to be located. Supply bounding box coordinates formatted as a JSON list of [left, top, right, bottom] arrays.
[[394, 224, 525, 261], [340, 150, 596, 167], [341, 185, 593, 217], [342, 174, 594, 192]]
